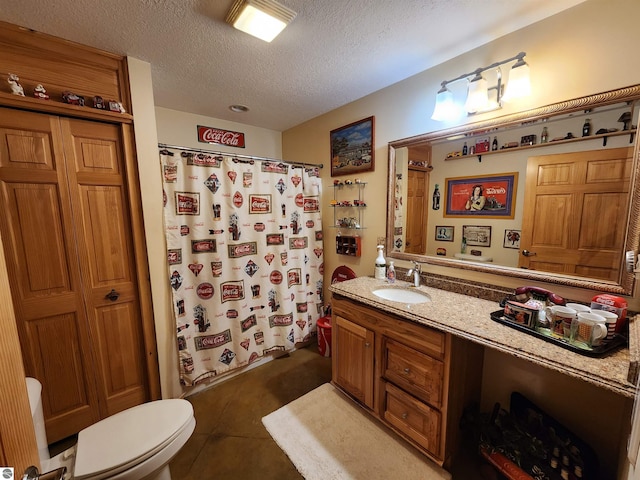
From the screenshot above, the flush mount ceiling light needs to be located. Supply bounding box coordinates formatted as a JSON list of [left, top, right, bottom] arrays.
[[431, 52, 531, 121], [229, 104, 250, 113], [225, 0, 297, 43]]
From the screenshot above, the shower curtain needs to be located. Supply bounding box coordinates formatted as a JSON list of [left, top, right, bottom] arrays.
[[160, 147, 324, 386]]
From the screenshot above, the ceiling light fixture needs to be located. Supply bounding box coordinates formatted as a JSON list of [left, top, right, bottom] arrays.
[[225, 0, 297, 43], [229, 104, 250, 113], [431, 52, 531, 121]]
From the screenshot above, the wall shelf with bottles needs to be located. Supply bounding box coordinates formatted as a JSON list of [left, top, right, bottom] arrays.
[[441, 101, 637, 162], [330, 182, 367, 230]]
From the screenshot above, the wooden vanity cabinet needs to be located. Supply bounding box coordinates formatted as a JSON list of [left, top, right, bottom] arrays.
[[331, 294, 483, 468]]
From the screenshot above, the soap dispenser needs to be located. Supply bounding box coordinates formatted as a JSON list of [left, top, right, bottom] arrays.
[[375, 245, 386, 280], [387, 261, 396, 283]]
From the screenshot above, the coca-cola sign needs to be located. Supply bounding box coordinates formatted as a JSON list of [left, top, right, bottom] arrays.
[[197, 125, 245, 148], [249, 194, 271, 214]]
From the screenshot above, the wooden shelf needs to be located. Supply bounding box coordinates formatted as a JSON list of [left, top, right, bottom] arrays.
[[445, 129, 636, 161], [0, 91, 133, 124]]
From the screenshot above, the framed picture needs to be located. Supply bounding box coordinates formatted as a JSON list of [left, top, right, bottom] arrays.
[[462, 225, 492, 247], [330, 116, 375, 177], [504, 229, 521, 249], [444, 172, 518, 218], [435, 226, 454, 242]]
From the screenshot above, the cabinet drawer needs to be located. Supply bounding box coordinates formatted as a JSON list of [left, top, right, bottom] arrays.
[[384, 382, 442, 459], [384, 339, 444, 408]]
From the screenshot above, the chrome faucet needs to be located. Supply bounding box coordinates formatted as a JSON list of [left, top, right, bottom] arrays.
[[406, 261, 422, 287]]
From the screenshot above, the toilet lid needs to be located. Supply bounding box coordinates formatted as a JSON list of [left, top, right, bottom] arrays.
[[74, 399, 194, 480]]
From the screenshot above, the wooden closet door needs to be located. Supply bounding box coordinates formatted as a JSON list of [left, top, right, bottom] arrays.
[[0, 108, 149, 442], [0, 108, 101, 441], [60, 117, 148, 417]]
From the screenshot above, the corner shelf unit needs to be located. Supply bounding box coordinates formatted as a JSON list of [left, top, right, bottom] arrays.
[[330, 182, 367, 230]]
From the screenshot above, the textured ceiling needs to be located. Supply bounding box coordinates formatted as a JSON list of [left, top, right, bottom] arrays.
[[1, 0, 585, 131]]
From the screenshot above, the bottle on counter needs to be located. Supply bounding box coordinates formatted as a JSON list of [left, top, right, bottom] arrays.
[[375, 245, 386, 280], [582, 118, 591, 137], [492, 136, 498, 151], [461, 236, 467, 254], [387, 261, 396, 283], [541, 126, 548, 143]]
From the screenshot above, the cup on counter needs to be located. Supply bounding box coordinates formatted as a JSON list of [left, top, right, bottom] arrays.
[[594, 309, 619, 341], [574, 312, 608, 347], [544, 305, 577, 338], [566, 303, 591, 314]]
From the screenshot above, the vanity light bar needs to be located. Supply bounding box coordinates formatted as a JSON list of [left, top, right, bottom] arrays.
[[431, 52, 530, 120]]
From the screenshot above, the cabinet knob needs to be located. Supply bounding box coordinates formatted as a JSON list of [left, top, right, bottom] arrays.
[[404, 367, 410, 374], [401, 413, 408, 420], [365, 342, 371, 348]]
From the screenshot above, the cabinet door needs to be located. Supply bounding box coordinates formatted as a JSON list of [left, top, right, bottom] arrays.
[[0, 109, 149, 442], [60, 118, 148, 417], [333, 314, 374, 408], [0, 108, 101, 441]]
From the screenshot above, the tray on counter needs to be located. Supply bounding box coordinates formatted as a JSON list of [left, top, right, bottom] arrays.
[[490, 310, 627, 357]]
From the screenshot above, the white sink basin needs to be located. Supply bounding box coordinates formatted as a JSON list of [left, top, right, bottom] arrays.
[[372, 287, 431, 304]]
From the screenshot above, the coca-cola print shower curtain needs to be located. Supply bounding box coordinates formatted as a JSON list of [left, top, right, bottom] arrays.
[[160, 147, 324, 387]]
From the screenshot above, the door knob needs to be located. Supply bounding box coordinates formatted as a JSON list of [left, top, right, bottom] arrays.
[[105, 289, 120, 301], [522, 250, 537, 257]]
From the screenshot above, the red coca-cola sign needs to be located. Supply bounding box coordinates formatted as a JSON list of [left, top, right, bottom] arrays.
[[197, 125, 245, 148], [270, 271, 283, 284], [197, 282, 214, 299]]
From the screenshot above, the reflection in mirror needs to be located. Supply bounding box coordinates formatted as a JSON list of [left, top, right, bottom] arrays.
[[386, 85, 640, 295]]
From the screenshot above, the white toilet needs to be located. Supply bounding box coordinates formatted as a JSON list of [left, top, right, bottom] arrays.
[[26, 378, 196, 480]]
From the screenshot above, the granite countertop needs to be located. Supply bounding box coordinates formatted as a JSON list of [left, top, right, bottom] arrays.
[[329, 276, 637, 398]]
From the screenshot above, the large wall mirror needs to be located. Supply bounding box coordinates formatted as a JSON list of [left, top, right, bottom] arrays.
[[386, 85, 640, 295]]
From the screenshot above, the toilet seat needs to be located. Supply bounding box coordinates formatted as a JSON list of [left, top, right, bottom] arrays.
[[73, 399, 195, 480]]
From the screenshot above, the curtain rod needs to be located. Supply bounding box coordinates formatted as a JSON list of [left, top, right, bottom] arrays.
[[158, 143, 323, 169]]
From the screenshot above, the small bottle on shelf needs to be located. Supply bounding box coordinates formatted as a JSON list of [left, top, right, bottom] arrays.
[[492, 136, 498, 151], [462, 141, 468, 155], [541, 126, 548, 143], [582, 118, 591, 137]]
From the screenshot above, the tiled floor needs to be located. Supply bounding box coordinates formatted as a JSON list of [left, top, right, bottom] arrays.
[[168, 343, 487, 480], [51, 343, 486, 479], [169, 344, 332, 480]]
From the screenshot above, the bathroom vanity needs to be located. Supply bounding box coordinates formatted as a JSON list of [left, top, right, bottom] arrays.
[[329, 276, 637, 473]]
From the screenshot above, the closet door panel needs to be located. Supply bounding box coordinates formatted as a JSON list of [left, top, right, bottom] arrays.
[[61, 118, 148, 417], [25, 313, 97, 437], [0, 108, 101, 442]]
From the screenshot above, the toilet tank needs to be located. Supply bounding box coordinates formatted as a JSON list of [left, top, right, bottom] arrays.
[[25, 377, 50, 462]]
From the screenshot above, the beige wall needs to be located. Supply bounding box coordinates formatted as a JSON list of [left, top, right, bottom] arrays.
[[282, 1, 640, 478], [283, 0, 640, 308]]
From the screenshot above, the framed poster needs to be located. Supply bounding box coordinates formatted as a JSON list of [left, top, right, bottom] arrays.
[[435, 226, 454, 242], [330, 116, 375, 177], [444, 172, 518, 218], [462, 225, 492, 247], [504, 229, 521, 249]]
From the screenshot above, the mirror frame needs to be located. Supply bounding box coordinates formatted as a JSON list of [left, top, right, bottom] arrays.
[[386, 85, 640, 295]]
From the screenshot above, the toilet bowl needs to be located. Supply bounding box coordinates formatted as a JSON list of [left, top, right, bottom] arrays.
[[26, 378, 195, 480]]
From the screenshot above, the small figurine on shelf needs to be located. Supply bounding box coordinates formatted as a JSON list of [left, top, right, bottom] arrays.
[[62, 91, 85, 106], [107, 100, 126, 113], [33, 84, 49, 100], [93, 96, 105, 109], [8, 73, 25, 96]]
